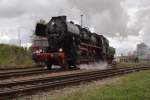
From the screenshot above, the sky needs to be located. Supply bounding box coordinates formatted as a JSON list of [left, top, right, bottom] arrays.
[[0, 0, 150, 55]]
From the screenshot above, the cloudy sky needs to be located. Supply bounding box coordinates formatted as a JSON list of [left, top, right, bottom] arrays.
[[0, 0, 150, 55]]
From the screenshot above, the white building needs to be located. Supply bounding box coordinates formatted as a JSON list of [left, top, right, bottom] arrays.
[[136, 43, 150, 60]]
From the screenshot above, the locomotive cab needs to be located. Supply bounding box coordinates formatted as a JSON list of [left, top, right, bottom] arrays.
[[35, 21, 47, 37]]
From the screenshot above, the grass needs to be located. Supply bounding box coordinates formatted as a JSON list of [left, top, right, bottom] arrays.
[[57, 70, 150, 100], [0, 44, 34, 69], [114, 62, 150, 68]]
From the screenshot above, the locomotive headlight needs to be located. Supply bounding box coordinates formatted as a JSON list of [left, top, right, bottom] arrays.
[[59, 48, 63, 52], [51, 21, 55, 26], [35, 49, 42, 53]]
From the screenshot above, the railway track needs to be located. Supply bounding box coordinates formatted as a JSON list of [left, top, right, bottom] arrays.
[[0, 67, 79, 80], [0, 66, 149, 99], [0, 66, 42, 73], [0, 67, 47, 80], [0, 63, 149, 80]]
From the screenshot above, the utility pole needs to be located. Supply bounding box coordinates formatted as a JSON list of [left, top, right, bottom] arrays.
[[80, 14, 83, 28], [18, 26, 34, 47]]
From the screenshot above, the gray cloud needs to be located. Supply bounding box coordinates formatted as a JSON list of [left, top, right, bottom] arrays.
[[126, 0, 150, 8], [0, 0, 69, 46], [0, 0, 26, 18], [124, 6, 150, 46], [0, 0, 69, 19], [0, 0, 130, 38], [67, 0, 129, 37], [136, 7, 150, 45]]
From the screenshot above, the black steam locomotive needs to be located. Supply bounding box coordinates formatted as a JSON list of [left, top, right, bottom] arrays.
[[32, 16, 115, 69]]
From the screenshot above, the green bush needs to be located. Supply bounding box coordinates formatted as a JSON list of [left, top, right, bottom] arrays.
[[0, 44, 34, 69]]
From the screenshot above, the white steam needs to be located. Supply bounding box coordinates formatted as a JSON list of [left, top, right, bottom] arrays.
[[79, 62, 109, 70]]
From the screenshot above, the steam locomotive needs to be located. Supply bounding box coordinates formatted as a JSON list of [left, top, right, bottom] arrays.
[[32, 16, 115, 69]]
